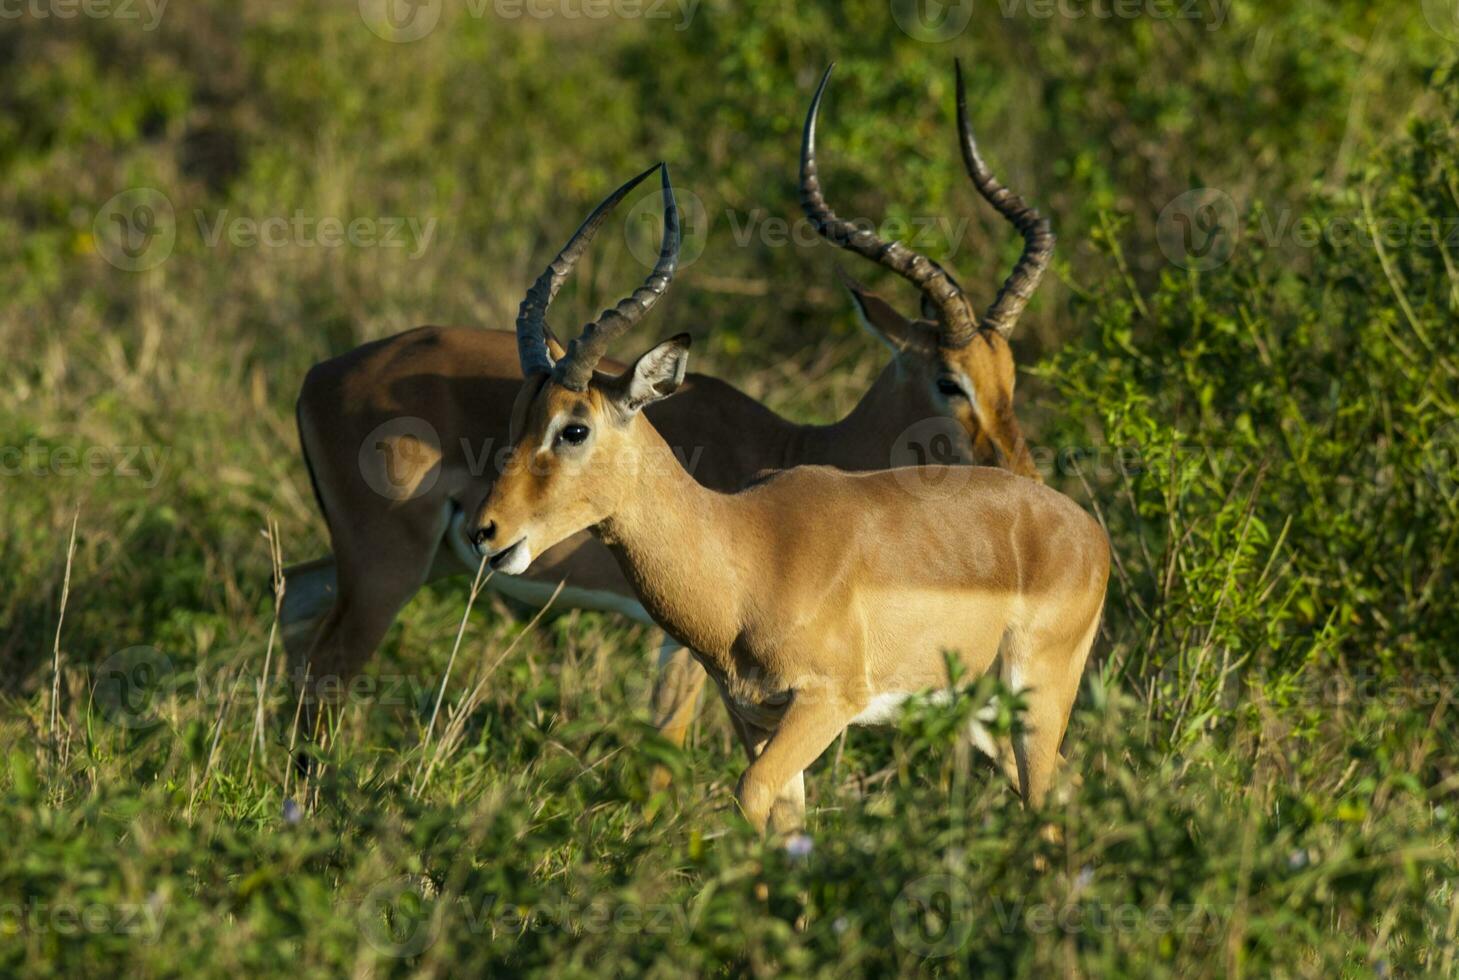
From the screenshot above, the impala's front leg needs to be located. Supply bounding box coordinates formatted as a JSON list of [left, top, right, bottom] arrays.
[[727, 711, 808, 833], [735, 690, 853, 834]]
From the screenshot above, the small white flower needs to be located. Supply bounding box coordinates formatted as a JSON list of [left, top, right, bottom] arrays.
[[785, 833, 814, 858], [283, 798, 303, 825]]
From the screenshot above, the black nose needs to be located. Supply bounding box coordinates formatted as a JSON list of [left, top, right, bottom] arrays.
[[471, 522, 496, 550]]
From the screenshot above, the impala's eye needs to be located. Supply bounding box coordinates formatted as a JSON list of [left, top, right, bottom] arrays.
[[936, 378, 964, 398], [559, 423, 590, 446]]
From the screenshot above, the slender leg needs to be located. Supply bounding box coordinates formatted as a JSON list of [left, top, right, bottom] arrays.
[[725, 709, 810, 832], [287, 511, 446, 761], [769, 772, 806, 834], [280, 557, 338, 658], [1014, 618, 1099, 808], [736, 693, 853, 833], [647, 637, 710, 791]]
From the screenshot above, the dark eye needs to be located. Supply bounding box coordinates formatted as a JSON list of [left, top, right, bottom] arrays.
[[936, 378, 964, 398], [559, 423, 590, 446]]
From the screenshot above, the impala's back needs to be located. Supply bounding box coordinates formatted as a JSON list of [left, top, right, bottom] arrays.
[[729, 463, 1109, 699]]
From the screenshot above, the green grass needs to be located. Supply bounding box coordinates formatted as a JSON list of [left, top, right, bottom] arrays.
[[2, 2, 1458, 976]]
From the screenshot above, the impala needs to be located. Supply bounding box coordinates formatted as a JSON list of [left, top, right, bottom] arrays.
[[284, 62, 1055, 768], [471, 161, 1109, 832]]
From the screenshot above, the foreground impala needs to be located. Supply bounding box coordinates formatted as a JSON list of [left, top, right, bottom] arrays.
[[285, 62, 1055, 762], [472, 163, 1109, 832]]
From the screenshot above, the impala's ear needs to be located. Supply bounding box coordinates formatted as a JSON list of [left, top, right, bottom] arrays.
[[606, 333, 691, 415], [839, 268, 938, 355]]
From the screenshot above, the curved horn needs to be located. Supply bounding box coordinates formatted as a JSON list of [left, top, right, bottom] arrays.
[[555, 164, 680, 391], [955, 57, 1055, 338], [800, 63, 980, 349], [515, 162, 663, 378]]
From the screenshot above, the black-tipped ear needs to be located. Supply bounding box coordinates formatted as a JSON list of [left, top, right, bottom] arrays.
[[607, 333, 691, 414], [838, 267, 938, 355]]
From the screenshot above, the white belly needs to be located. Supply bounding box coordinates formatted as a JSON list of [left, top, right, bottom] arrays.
[[849, 690, 954, 726]]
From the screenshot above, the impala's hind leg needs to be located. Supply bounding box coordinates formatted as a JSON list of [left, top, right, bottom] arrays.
[[648, 638, 709, 790], [281, 557, 338, 658], [289, 507, 449, 754], [1011, 614, 1101, 808]]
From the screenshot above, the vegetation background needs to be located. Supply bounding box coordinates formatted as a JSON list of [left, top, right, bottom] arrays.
[[2, 0, 1457, 975]]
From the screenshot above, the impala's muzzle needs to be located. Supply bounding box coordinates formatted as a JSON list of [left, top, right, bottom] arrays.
[[484, 537, 531, 575]]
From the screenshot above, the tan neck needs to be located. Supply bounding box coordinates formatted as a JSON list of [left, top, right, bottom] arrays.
[[594, 421, 752, 657]]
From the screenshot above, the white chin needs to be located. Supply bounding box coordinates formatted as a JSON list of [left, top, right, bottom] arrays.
[[496, 543, 533, 576]]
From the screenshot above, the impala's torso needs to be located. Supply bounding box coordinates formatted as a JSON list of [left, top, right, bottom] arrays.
[[595, 435, 1109, 729]]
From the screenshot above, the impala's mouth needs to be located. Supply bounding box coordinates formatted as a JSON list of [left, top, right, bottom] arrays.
[[487, 538, 532, 575]]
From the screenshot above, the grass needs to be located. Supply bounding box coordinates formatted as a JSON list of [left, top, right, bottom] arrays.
[[2, 1, 1458, 975]]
